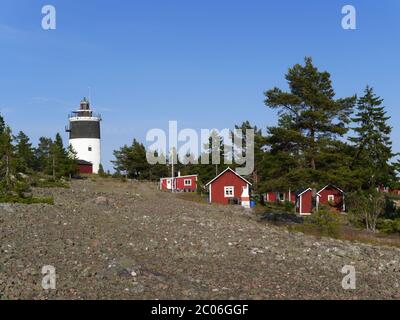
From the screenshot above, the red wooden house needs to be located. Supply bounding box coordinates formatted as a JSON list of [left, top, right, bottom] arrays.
[[296, 188, 314, 215], [265, 191, 296, 204], [77, 159, 93, 174], [317, 184, 345, 212], [160, 174, 198, 192], [206, 167, 252, 205]]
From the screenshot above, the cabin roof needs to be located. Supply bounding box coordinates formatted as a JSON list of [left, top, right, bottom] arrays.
[[77, 159, 92, 165], [317, 184, 344, 195], [296, 188, 313, 197], [205, 167, 252, 187]]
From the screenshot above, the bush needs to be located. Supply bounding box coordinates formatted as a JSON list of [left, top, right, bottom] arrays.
[[263, 200, 295, 214], [347, 190, 385, 232], [0, 194, 54, 205], [377, 219, 400, 234], [283, 200, 294, 212], [31, 178, 69, 189], [305, 207, 341, 238]]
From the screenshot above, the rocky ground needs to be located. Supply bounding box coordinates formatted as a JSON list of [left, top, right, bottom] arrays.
[[1, 178, 400, 300]]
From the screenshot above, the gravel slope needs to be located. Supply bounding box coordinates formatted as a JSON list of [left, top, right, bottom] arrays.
[[1, 178, 400, 300]]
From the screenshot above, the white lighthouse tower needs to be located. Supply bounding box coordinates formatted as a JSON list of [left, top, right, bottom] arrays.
[[66, 98, 102, 173]]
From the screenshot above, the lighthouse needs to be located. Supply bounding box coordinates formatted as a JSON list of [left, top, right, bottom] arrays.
[[66, 98, 102, 174]]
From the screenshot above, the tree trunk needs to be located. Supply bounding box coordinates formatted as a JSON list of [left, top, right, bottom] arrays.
[[365, 211, 370, 231], [310, 157, 316, 170], [52, 156, 56, 180], [310, 128, 316, 170], [5, 154, 10, 187]]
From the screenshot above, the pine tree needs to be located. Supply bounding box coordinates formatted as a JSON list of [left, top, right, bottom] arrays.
[[112, 139, 150, 179], [263, 57, 356, 188], [350, 86, 396, 189]]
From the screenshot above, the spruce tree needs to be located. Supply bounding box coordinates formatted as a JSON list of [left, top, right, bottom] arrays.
[[196, 130, 227, 184], [234, 121, 267, 191], [0, 126, 29, 198], [0, 113, 5, 134], [98, 164, 106, 177], [0, 126, 16, 194], [34, 137, 53, 173], [14, 131, 35, 173], [350, 86, 395, 188], [44, 134, 77, 179], [148, 151, 169, 180]]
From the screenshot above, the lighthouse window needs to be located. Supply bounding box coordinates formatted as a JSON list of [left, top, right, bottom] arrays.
[[88, 146, 92, 152]]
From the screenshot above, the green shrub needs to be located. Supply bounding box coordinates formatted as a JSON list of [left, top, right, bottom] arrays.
[[377, 219, 400, 234], [305, 207, 341, 238], [283, 200, 294, 212], [0, 194, 54, 205], [31, 179, 69, 189]]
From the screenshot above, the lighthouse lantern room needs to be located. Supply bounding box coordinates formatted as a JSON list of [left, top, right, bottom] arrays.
[[66, 98, 102, 174]]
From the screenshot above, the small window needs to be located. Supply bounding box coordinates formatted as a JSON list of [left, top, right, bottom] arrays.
[[184, 179, 192, 186], [328, 195, 335, 202], [224, 186, 234, 198], [88, 146, 92, 152]]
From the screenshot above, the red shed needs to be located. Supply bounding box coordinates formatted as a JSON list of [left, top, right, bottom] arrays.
[[206, 167, 252, 205], [265, 191, 296, 204], [160, 174, 198, 192], [285, 191, 296, 204], [296, 188, 313, 215], [77, 159, 93, 174], [175, 174, 197, 192], [160, 177, 174, 191], [265, 192, 278, 202], [317, 185, 345, 212]]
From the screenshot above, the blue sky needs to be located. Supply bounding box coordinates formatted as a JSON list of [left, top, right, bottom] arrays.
[[0, 0, 399, 170]]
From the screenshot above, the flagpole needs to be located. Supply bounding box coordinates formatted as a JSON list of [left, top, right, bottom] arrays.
[[171, 148, 175, 193]]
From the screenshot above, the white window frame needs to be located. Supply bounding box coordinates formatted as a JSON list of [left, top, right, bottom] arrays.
[[184, 179, 192, 186], [328, 195, 335, 202], [224, 186, 234, 198]]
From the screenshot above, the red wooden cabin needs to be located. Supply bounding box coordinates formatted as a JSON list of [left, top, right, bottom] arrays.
[[160, 174, 198, 192], [265, 191, 296, 204], [317, 185, 345, 212], [206, 167, 252, 205], [77, 159, 93, 174], [296, 188, 313, 216]]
